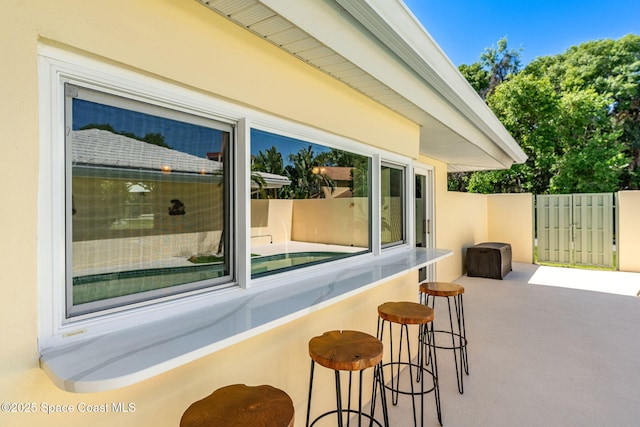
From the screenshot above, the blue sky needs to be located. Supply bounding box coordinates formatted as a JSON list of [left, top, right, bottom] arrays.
[[403, 0, 640, 66], [73, 99, 224, 157]]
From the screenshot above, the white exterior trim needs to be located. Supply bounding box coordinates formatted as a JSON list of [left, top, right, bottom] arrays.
[[37, 44, 420, 351], [201, 0, 527, 171]]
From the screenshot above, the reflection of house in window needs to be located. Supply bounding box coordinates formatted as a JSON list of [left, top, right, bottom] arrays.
[[72, 128, 225, 237], [72, 129, 290, 237], [318, 166, 354, 199], [70, 127, 292, 310], [116, 182, 153, 230], [206, 152, 224, 162]]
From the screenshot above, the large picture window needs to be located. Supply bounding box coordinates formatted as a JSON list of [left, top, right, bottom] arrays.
[[249, 129, 371, 277], [39, 49, 417, 350], [66, 84, 234, 316]]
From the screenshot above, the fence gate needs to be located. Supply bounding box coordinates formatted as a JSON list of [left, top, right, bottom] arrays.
[[536, 193, 615, 268]]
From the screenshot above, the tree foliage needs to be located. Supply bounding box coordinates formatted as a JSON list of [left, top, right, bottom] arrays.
[[252, 146, 286, 198], [252, 146, 369, 199], [459, 37, 522, 99], [281, 146, 335, 199], [79, 123, 172, 149], [453, 34, 640, 194]]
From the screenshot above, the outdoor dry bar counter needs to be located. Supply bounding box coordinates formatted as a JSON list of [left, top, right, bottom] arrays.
[[40, 247, 452, 392]]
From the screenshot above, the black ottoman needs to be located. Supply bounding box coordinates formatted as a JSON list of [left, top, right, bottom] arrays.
[[466, 242, 512, 279]]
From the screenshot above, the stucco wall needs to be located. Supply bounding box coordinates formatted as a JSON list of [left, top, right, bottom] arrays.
[[421, 156, 534, 280], [291, 198, 370, 247], [251, 199, 294, 245], [617, 191, 640, 272], [4, 271, 419, 426], [487, 193, 534, 263], [1, 1, 424, 426], [423, 155, 487, 281], [438, 191, 489, 279], [437, 192, 533, 279]]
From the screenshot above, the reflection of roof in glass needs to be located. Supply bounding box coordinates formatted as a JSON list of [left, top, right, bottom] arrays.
[[72, 128, 220, 174], [72, 129, 290, 188]]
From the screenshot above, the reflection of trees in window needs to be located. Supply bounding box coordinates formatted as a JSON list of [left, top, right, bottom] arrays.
[[283, 146, 335, 199], [252, 146, 285, 199], [350, 157, 369, 198], [252, 144, 369, 199], [79, 123, 172, 149]]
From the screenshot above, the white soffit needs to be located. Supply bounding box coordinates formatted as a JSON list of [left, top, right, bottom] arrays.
[[194, 0, 527, 172]]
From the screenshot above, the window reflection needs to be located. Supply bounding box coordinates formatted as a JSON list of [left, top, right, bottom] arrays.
[[381, 164, 405, 247], [250, 129, 371, 277], [68, 85, 232, 314]]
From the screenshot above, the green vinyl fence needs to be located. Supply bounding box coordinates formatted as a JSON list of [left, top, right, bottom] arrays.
[[536, 193, 615, 268]]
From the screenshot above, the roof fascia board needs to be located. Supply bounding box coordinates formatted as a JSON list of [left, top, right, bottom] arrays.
[[333, 0, 526, 164], [259, 0, 526, 166], [420, 124, 519, 170], [257, 0, 450, 114]]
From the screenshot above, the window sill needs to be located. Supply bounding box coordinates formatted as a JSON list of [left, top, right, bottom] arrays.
[[39, 247, 452, 392]]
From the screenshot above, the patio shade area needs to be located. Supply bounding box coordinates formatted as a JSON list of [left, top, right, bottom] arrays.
[[389, 262, 640, 426]]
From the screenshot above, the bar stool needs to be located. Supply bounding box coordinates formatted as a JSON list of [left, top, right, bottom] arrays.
[[419, 282, 469, 394], [377, 302, 441, 426], [306, 330, 389, 427], [180, 383, 294, 427]]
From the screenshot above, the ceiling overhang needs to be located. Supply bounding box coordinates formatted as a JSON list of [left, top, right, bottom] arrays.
[[195, 0, 527, 172]]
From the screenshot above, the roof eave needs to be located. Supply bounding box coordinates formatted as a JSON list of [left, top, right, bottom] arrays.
[[196, 0, 527, 171], [331, 0, 527, 168]]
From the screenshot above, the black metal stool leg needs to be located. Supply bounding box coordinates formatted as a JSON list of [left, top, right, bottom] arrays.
[[377, 303, 439, 427], [377, 362, 390, 427], [445, 295, 464, 393], [335, 370, 344, 427], [458, 294, 469, 375], [306, 360, 315, 427], [422, 286, 469, 396], [428, 320, 442, 425]]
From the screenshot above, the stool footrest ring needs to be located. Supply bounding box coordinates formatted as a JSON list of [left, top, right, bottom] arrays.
[[426, 330, 468, 350], [308, 409, 385, 427], [380, 362, 437, 397]]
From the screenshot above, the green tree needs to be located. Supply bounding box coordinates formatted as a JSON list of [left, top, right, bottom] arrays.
[[253, 146, 284, 175], [455, 35, 639, 194], [252, 146, 286, 198], [458, 37, 522, 99], [458, 62, 489, 96], [452, 37, 523, 192], [350, 157, 370, 197], [549, 89, 626, 193], [480, 37, 523, 97], [281, 146, 335, 199], [483, 74, 562, 194], [526, 34, 640, 189]]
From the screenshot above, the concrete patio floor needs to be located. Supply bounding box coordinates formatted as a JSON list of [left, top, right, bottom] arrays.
[[383, 262, 640, 427]]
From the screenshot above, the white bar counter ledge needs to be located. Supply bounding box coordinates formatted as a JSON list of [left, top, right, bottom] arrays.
[[40, 247, 452, 392]]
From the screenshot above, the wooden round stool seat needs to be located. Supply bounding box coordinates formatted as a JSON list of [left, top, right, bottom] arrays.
[[181, 384, 294, 427], [376, 301, 441, 426], [378, 301, 434, 325], [306, 330, 389, 426], [419, 281, 469, 395], [419, 281, 464, 297], [309, 330, 383, 371]]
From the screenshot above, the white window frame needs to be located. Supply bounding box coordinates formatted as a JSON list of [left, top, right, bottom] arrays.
[[63, 83, 237, 317], [38, 46, 248, 346], [37, 45, 415, 350], [380, 159, 409, 249]]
